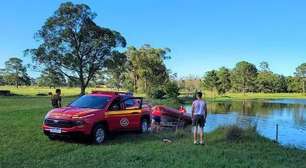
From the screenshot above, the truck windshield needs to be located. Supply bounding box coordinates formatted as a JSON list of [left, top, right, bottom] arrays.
[[69, 95, 111, 109]]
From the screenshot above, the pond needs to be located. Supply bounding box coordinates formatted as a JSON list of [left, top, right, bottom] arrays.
[[185, 99, 306, 149]]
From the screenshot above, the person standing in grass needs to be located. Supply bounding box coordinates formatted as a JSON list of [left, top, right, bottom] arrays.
[[151, 106, 161, 133], [51, 89, 62, 108], [192, 92, 207, 145]]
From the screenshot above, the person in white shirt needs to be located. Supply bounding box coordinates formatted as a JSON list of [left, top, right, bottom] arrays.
[[191, 92, 207, 145]]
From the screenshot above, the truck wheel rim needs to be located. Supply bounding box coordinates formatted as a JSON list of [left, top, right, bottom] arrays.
[[142, 121, 148, 132], [96, 128, 104, 143]]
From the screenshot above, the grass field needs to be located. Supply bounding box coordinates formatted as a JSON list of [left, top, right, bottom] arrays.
[[0, 86, 108, 96], [1, 86, 305, 100], [1, 96, 306, 168]]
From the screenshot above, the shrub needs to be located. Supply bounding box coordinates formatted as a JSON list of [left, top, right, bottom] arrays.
[[164, 81, 180, 99], [225, 125, 244, 142], [36, 93, 48, 96], [149, 88, 166, 99], [0, 90, 11, 96]]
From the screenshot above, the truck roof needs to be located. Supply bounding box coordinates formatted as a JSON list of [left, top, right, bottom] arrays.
[[91, 90, 133, 96]]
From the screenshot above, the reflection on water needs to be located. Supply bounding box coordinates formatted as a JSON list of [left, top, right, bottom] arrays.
[[185, 99, 306, 149]]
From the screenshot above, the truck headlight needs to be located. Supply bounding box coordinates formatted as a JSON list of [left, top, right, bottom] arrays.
[[74, 120, 84, 126]]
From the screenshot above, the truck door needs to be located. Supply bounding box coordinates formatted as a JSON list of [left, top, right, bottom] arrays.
[[121, 97, 143, 129], [106, 98, 124, 131], [106, 97, 142, 131]]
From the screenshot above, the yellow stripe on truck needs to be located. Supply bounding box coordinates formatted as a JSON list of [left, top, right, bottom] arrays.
[[106, 109, 142, 116]]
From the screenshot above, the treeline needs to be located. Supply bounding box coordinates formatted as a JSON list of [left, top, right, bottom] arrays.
[[0, 45, 179, 98], [202, 61, 306, 94]]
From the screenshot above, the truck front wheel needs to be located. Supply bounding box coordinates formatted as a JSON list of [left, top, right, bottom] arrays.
[[91, 124, 106, 144]]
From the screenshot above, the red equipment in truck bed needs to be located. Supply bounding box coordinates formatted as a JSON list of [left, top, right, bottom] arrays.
[[152, 105, 192, 124]]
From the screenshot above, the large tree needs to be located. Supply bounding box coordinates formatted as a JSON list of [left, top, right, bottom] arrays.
[[231, 61, 257, 94], [295, 63, 306, 94], [0, 69, 5, 85], [202, 70, 219, 97], [287, 76, 302, 93], [259, 61, 270, 72], [216, 67, 231, 94], [3, 57, 30, 88], [25, 2, 126, 95], [125, 45, 170, 94], [256, 72, 287, 93], [105, 51, 128, 90], [273, 74, 287, 93], [256, 71, 274, 93]]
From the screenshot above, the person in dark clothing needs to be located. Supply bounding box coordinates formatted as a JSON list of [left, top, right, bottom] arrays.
[[51, 89, 62, 108]]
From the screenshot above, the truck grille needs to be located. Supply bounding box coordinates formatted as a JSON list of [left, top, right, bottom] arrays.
[[44, 119, 76, 128]]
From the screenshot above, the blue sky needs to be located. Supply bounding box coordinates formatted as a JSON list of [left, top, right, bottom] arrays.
[[0, 0, 306, 78]]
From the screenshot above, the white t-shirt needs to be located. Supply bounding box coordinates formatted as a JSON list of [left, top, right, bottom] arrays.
[[192, 99, 206, 115]]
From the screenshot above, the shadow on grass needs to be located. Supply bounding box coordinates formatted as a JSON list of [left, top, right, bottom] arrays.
[[48, 127, 193, 146]]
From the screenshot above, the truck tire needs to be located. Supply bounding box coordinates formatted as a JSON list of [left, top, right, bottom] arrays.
[[91, 124, 106, 144], [140, 118, 150, 133]]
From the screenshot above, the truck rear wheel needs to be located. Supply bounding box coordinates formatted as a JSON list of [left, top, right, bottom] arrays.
[[91, 124, 106, 144], [140, 118, 150, 133]]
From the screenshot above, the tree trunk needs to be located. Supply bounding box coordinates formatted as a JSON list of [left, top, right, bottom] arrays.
[[144, 79, 147, 93], [80, 76, 86, 96], [211, 88, 213, 100], [243, 80, 246, 96], [80, 85, 86, 96], [134, 75, 138, 92], [242, 75, 246, 96], [303, 78, 305, 95]]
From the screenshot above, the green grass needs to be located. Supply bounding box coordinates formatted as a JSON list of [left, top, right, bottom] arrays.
[[1, 86, 305, 100], [1, 96, 306, 168], [213, 92, 306, 101]]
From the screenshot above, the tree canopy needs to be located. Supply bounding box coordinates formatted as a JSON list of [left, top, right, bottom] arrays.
[[202, 70, 219, 94], [216, 67, 231, 95], [231, 61, 258, 94], [125, 45, 171, 95], [3, 57, 30, 87], [295, 63, 306, 94], [25, 2, 126, 95]]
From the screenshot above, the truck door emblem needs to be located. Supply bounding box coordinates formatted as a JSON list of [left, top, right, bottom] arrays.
[[120, 118, 129, 127]]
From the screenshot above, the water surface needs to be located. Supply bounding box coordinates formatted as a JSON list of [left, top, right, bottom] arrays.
[[185, 99, 306, 149]]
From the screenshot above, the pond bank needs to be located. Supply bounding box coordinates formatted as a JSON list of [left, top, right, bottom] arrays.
[[148, 97, 306, 149]]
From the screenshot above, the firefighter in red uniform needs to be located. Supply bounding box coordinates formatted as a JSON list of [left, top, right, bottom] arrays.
[[151, 106, 161, 133], [178, 105, 186, 113]]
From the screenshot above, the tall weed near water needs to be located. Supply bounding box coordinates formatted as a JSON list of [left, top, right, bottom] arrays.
[[225, 125, 258, 142]]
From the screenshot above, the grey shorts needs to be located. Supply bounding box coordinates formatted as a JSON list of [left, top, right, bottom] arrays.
[[192, 115, 205, 128]]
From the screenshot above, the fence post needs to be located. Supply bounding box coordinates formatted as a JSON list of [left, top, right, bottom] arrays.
[[275, 124, 279, 142]]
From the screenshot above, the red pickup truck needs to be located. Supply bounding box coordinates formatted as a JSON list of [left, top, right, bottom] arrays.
[[43, 91, 151, 144]]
